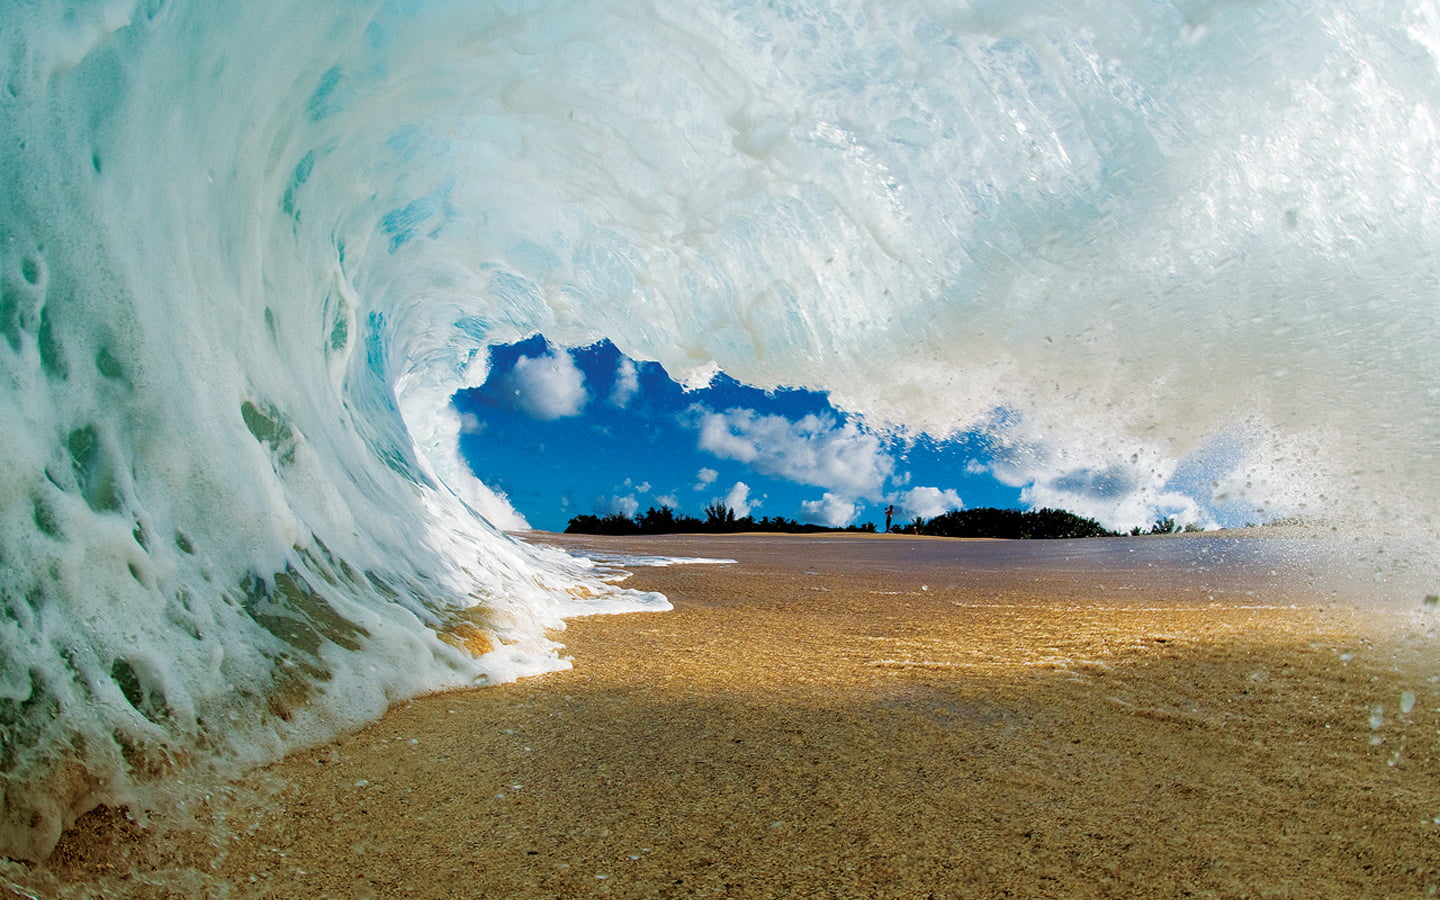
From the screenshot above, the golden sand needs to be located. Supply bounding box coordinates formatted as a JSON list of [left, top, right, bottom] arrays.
[[25, 534, 1440, 898]]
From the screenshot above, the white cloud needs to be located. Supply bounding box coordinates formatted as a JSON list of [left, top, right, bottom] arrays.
[[602, 493, 640, 518], [694, 467, 718, 490], [503, 348, 588, 420], [980, 410, 1211, 532], [1198, 426, 1335, 526], [722, 481, 759, 517], [801, 493, 858, 528], [610, 358, 639, 408], [891, 486, 963, 521], [694, 407, 894, 498], [1021, 479, 1203, 533], [656, 493, 680, 509]]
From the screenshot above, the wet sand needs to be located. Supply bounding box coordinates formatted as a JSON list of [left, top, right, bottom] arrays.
[[27, 533, 1440, 897]]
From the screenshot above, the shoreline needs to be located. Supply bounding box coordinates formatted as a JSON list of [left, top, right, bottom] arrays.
[[519, 521, 1336, 541], [25, 534, 1440, 898]]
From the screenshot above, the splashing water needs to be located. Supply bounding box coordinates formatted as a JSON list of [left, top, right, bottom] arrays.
[[2, 0, 1437, 859]]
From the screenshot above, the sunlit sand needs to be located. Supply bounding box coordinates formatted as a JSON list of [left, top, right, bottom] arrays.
[[32, 534, 1440, 898]]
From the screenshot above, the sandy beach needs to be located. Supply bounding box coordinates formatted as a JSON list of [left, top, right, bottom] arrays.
[[24, 533, 1440, 898]]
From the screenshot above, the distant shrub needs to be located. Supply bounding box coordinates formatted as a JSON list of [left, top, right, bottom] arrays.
[[918, 507, 1117, 540], [566, 505, 1115, 539]]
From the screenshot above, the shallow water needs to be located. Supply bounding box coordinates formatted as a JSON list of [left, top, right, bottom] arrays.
[[3, 0, 1439, 859], [22, 535, 1440, 899], [542, 530, 1432, 608]]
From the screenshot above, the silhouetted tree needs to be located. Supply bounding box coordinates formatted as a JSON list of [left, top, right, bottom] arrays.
[[564, 512, 641, 535], [920, 507, 1117, 540], [566, 505, 1116, 539], [703, 502, 737, 531]]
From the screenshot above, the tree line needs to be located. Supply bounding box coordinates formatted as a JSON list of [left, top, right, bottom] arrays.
[[564, 503, 878, 536], [914, 507, 1116, 539], [564, 503, 1149, 539]]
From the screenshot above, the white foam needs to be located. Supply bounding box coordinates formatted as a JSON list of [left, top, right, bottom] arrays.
[[1, 0, 1437, 860], [569, 552, 740, 572]]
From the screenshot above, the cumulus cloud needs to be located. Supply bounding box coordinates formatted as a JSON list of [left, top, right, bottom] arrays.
[[502, 348, 588, 419], [694, 467, 718, 490], [981, 410, 1214, 532], [655, 493, 680, 509], [1021, 477, 1204, 532], [610, 358, 640, 408], [722, 481, 759, 517], [891, 486, 964, 521], [602, 493, 640, 518], [693, 407, 893, 499], [618, 477, 651, 495], [801, 493, 858, 528], [1196, 426, 1335, 526]]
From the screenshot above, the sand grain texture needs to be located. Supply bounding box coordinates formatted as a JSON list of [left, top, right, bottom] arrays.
[[28, 534, 1440, 898]]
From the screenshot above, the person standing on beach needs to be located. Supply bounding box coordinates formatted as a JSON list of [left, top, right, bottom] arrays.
[[885, 504, 895, 533]]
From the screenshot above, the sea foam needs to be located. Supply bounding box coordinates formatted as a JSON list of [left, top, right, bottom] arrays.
[[2, 0, 1437, 859]]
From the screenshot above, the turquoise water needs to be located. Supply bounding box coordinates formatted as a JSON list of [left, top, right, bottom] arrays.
[[2, 0, 1437, 859]]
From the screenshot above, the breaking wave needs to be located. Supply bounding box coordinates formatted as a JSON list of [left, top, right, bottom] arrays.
[[2, 0, 1437, 859]]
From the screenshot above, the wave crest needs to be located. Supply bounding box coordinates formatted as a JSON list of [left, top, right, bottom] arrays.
[[1, 0, 1436, 858]]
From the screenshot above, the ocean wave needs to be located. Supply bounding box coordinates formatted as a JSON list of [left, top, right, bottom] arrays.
[[2, 0, 1437, 859]]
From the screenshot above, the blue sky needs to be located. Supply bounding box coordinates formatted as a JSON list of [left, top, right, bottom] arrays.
[[451, 336, 1275, 533], [452, 336, 1024, 532]]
